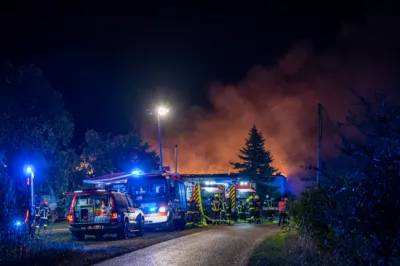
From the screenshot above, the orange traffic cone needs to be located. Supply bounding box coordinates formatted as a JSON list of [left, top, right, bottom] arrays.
[[100, 201, 108, 216]]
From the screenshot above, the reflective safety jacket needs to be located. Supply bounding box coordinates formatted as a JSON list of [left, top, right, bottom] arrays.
[[278, 201, 286, 213], [35, 206, 41, 217], [238, 204, 244, 214], [248, 199, 255, 210], [221, 201, 226, 212], [212, 199, 221, 211], [40, 205, 50, 219]]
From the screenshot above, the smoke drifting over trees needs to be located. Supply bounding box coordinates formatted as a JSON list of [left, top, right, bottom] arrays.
[[146, 4, 400, 192]]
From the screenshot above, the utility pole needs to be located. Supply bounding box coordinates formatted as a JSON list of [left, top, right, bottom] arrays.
[[157, 113, 163, 172], [317, 103, 323, 185], [147, 106, 169, 172], [174, 144, 178, 173]]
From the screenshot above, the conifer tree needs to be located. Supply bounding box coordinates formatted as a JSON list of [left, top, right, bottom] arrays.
[[231, 125, 277, 197]]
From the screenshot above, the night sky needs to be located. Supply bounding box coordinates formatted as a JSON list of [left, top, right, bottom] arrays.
[[2, 0, 399, 183], [0, 1, 367, 145]]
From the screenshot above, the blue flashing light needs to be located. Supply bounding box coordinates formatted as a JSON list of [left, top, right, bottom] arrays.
[[150, 207, 157, 212], [15, 221, 22, 227], [131, 169, 143, 176], [26, 167, 32, 174]]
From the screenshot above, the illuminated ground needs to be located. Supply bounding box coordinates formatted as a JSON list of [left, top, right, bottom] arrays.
[[94, 224, 280, 266], [23, 221, 279, 266]]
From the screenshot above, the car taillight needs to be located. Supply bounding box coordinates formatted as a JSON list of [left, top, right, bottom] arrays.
[[111, 212, 118, 219], [68, 214, 73, 223]]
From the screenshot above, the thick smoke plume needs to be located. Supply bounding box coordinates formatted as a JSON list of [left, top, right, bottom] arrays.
[[146, 11, 400, 193]]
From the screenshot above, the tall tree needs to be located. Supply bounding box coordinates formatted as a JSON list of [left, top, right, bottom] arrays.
[[0, 63, 75, 223], [81, 129, 159, 177], [230, 125, 277, 197]]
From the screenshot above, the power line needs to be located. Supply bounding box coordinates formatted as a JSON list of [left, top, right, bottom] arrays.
[[321, 104, 343, 147], [321, 105, 342, 137]]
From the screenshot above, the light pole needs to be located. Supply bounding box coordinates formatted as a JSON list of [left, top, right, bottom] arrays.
[[155, 106, 169, 172], [26, 165, 35, 217]]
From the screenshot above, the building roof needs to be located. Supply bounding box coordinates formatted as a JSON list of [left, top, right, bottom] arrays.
[[83, 171, 287, 186], [83, 170, 182, 185]]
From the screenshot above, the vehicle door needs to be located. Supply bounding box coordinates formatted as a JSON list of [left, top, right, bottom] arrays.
[[178, 182, 187, 212], [124, 194, 137, 223]]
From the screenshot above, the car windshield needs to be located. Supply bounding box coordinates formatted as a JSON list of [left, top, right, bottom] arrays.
[[131, 178, 167, 203]]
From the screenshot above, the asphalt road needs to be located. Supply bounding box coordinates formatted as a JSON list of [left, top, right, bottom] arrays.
[[94, 224, 280, 266]]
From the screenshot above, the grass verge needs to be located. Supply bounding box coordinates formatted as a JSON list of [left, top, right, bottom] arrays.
[[249, 231, 299, 266]]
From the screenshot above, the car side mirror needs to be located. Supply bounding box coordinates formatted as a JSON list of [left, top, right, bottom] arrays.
[[134, 203, 141, 208]]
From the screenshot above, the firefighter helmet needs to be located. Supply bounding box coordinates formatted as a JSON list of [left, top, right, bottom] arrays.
[[214, 194, 219, 198], [249, 195, 254, 200], [254, 195, 260, 200], [225, 194, 230, 199]]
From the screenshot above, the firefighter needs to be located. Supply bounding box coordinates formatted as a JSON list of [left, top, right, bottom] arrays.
[[247, 195, 255, 223], [193, 198, 200, 225], [244, 198, 249, 221], [278, 197, 287, 226], [187, 197, 200, 226], [220, 195, 227, 224], [232, 206, 238, 223], [263, 195, 270, 208], [34, 203, 41, 227], [186, 197, 194, 226], [225, 195, 232, 225], [211, 194, 221, 225], [238, 201, 245, 221], [254, 195, 262, 224], [39, 200, 51, 230]]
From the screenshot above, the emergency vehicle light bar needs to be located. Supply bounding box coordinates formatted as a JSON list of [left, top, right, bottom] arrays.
[[63, 189, 108, 195]]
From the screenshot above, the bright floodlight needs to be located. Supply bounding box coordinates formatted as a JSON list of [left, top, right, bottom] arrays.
[[157, 106, 169, 116], [26, 166, 32, 174], [131, 169, 143, 176]]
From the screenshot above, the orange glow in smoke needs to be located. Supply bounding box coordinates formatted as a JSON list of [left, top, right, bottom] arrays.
[[143, 29, 399, 194]]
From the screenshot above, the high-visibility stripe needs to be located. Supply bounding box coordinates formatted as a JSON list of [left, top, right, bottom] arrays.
[[192, 185, 201, 204], [229, 185, 236, 208]]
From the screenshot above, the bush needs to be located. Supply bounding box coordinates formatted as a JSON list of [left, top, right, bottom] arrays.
[[291, 92, 400, 265], [0, 173, 75, 263]]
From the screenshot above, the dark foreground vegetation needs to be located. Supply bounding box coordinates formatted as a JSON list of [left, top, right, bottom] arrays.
[[0, 64, 161, 263], [254, 91, 400, 266]]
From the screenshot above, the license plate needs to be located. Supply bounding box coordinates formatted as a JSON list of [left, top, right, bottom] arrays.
[[83, 225, 103, 230]]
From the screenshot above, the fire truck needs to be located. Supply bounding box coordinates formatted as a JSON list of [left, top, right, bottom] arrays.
[[83, 169, 187, 230], [183, 174, 256, 222]]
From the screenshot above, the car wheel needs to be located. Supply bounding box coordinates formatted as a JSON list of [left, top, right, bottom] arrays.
[[71, 232, 85, 241], [135, 218, 145, 237], [118, 219, 130, 239]]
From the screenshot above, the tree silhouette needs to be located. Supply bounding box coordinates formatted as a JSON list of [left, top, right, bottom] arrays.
[[230, 125, 277, 197]]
